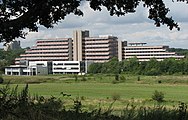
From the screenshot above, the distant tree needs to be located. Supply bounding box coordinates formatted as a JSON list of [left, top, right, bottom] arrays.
[[88, 63, 102, 74], [144, 58, 161, 75], [168, 48, 188, 58], [0, 0, 186, 43], [122, 57, 140, 74], [0, 59, 8, 73], [101, 57, 120, 74], [0, 49, 25, 71]]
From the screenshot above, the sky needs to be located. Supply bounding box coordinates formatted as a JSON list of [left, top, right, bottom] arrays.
[[0, 1, 188, 49]]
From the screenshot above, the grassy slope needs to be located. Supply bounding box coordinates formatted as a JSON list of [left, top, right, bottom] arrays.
[[16, 83, 188, 102], [1, 74, 188, 107]]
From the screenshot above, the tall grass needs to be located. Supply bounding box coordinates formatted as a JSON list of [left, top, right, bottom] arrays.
[[0, 84, 188, 120]]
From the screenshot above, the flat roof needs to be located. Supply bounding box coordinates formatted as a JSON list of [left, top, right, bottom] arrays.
[[6, 65, 28, 68], [129, 42, 147, 46]]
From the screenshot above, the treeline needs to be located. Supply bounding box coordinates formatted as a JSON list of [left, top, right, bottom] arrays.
[[88, 57, 188, 75], [168, 48, 188, 57], [0, 49, 25, 74]]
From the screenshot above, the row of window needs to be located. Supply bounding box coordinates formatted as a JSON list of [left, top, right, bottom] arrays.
[[53, 67, 79, 70], [125, 48, 166, 50], [37, 40, 70, 43], [125, 54, 175, 56], [31, 48, 70, 50], [25, 52, 69, 54], [53, 63, 79, 65], [37, 44, 69, 46], [125, 51, 165, 53]]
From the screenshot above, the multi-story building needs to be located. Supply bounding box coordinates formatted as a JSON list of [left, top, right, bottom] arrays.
[[73, 30, 119, 63], [15, 30, 185, 64], [4, 40, 21, 51], [15, 38, 73, 64], [8, 30, 185, 76], [123, 42, 185, 61], [15, 31, 120, 64]]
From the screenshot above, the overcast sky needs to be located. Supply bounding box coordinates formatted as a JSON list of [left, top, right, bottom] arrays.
[[1, 1, 188, 49]]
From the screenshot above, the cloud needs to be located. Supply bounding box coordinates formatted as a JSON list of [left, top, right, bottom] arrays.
[[1, 1, 188, 49]]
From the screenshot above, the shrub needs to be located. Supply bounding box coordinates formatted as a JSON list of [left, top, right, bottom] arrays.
[[120, 75, 126, 81], [74, 75, 78, 82], [137, 76, 140, 81], [112, 80, 118, 84], [80, 96, 86, 100], [81, 75, 87, 81], [111, 93, 121, 101], [115, 74, 119, 81], [0, 76, 4, 84], [158, 80, 162, 84], [152, 90, 165, 102]]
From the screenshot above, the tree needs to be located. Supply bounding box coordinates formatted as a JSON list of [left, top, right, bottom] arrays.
[[0, 0, 187, 43], [0, 49, 25, 73], [101, 57, 120, 74], [88, 62, 102, 74]]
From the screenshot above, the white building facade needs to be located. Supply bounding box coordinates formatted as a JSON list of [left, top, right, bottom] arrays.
[[52, 61, 81, 74], [5, 61, 83, 76]]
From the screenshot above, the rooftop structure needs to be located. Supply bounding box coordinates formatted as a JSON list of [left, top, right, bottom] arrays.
[[128, 42, 147, 46]]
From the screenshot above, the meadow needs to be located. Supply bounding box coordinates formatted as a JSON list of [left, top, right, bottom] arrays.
[[1, 74, 188, 110]]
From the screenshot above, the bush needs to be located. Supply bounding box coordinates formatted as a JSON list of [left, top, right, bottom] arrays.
[[152, 90, 165, 102], [115, 74, 119, 81], [0, 76, 4, 84], [74, 75, 78, 82], [158, 80, 162, 84], [111, 93, 121, 101], [120, 75, 126, 81], [112, 80, 118, 84], [137, 76, 140, 81], [81, 75, 87, 81]]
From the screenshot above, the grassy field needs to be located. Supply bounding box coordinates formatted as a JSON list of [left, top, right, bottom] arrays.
[[1, 74, 188, 109]]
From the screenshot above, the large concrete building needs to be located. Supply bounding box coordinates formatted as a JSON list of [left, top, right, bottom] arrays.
[[15, 30, 120, 64], [6, 30, 185, 76], [14, 30, 185, 64]]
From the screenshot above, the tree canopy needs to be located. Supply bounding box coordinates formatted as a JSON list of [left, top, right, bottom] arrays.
[[0, 0, 187, 43]]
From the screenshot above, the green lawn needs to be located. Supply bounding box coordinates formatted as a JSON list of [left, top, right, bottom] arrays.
[[3, 82, 188, 103], [1, 74, 188, 108]]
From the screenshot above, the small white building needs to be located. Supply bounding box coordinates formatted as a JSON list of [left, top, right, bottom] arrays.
[[5, 61, 51, 76], [5, 65, 28, 75], [5, 61, 83, 75]]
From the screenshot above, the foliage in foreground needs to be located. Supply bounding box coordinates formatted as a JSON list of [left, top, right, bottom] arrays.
[[0, 84, 188, 120]]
